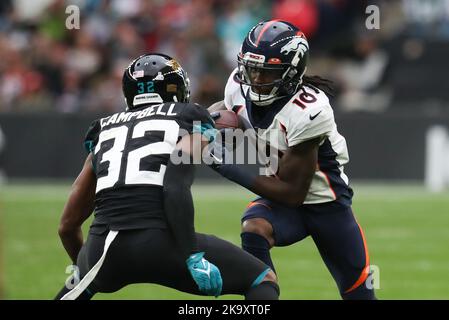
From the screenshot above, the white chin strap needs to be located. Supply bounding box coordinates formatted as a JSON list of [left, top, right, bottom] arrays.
[[249, 85, 280, 106], [250, 91, 276, 106]]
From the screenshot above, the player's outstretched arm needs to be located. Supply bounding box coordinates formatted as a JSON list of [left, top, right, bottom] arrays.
[[58, 154, 96, 263], [163, 134, 223, 296], [163, 133, 212, 257], [163, 148, 198, 258], [211, 137, 321, 207]]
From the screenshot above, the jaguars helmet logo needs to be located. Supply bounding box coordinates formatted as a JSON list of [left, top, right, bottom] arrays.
[[167, 59, 181, 71]]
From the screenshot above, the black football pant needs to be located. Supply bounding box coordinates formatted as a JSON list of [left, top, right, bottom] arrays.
[[55, 227, 272, 299]]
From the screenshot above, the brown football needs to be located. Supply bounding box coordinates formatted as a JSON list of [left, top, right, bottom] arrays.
[[213, 110, 245, 129]]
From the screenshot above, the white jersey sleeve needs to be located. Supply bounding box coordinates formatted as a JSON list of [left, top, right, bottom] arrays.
[[285, 88, 336, 147], [224, 68, 241, 111]]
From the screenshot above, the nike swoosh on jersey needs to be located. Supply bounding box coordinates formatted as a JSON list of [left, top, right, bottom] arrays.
[[309, 111, 322, 121]]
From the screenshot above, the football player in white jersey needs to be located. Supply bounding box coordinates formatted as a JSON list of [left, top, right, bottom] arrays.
[[209, 20, 376, 300]]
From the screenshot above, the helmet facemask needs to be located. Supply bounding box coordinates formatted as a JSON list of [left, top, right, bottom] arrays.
[[237, 53, 303, 106]]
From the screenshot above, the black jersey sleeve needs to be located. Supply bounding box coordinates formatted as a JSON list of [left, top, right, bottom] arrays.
[[163, 150, 198, 259], [179, 103, 217, 142], [83, 120, 101, 154]]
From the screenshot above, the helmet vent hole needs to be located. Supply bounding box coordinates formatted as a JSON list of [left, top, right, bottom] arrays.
[[152, 61, 156, 65], [273, 26, 277, 29], [136, 63, 140, 66]]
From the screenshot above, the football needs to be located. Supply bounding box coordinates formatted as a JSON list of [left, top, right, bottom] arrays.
[[213, 110, 245, 130]]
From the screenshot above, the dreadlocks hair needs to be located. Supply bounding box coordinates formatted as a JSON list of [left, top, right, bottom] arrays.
[[302, 75, 335, 98]]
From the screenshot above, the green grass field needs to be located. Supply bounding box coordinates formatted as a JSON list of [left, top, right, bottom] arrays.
[[1, 182, 449, 300]]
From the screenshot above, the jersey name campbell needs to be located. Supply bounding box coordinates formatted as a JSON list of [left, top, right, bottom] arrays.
[[225, 68, 352, 205], [84, 103, 213, 229]]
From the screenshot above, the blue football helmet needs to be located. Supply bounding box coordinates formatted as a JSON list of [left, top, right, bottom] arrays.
[[236, 20, 309, 106]]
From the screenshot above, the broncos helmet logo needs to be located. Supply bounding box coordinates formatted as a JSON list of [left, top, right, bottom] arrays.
[[280, 36, 309, 67], [280, 36, 309, 57]]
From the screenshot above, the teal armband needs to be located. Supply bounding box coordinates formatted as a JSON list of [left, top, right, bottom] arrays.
[[192, 123, 217, 143]]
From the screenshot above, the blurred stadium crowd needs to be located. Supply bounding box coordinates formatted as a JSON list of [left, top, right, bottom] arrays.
[[0, 0, 449, 114]]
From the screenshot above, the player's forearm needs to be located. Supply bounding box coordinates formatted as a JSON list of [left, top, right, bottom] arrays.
[[163, 184, 198, 258], [58, 227, 83, 263], [163, 154, 198, 259], [58, 196, 91, 263], [212, 164, 306, 207], [58, 165, 96, 263]]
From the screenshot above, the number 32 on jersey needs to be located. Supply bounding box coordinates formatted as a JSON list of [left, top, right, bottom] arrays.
[[94, 119, 179, 193]]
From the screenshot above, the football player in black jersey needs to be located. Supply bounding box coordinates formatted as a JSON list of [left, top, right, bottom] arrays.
[[54, 53, 278, 300]]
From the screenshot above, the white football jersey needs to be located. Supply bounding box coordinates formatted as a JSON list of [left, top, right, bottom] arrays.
[[224, 68, 352, 204]]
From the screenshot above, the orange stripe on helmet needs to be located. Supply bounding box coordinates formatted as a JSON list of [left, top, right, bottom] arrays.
[[255, 19, 281, 47]]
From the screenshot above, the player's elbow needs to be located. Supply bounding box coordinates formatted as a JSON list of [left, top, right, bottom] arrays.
[[58, 219, 78, 239], [58, 223, 70, 238]]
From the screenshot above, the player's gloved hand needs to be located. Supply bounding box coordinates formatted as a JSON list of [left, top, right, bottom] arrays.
[[208, 128, 234, 166], [186, 252, 222, 297]]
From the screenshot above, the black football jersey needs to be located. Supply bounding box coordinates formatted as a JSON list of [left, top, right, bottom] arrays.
[[84, 102, 214, 230]]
